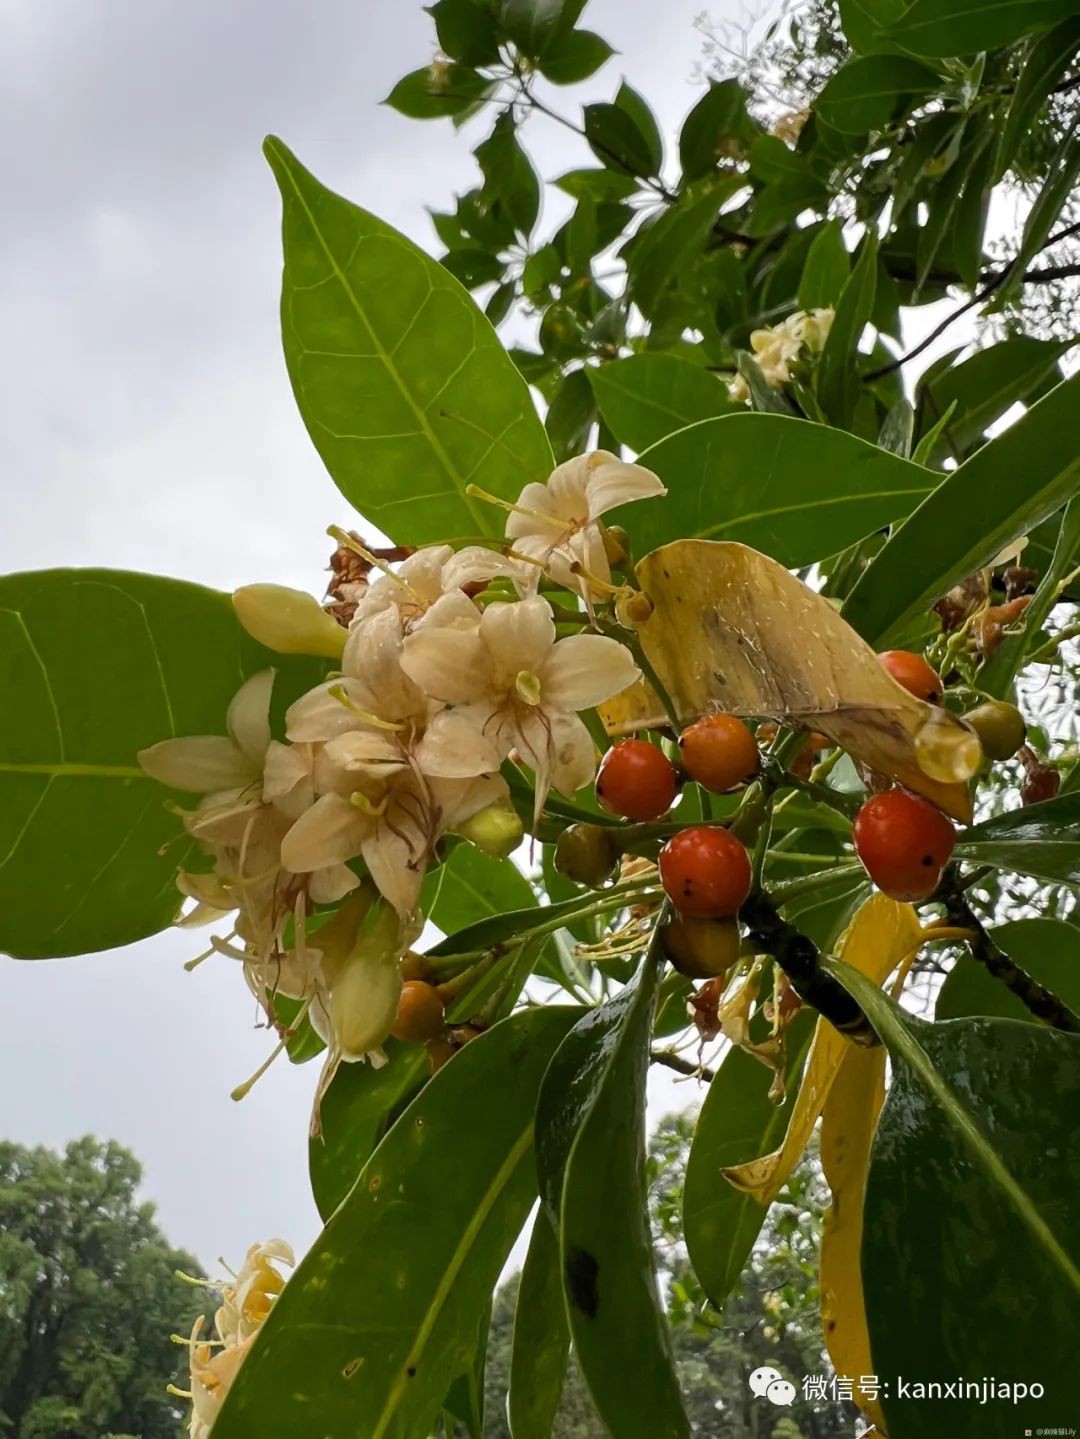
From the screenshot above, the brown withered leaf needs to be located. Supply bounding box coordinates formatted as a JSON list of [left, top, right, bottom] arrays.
[[601, 540, 974, 821]]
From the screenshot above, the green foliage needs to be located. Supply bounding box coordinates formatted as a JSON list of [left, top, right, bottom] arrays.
[[936, 917, 1080, 1021], [0, 1138, 201, 1439]]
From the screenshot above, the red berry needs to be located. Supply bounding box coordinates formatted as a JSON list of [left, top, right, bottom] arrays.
[[659, 826, 752, 919], [878, 650, 943, 704], [853, 790, 956, 902], [596, 739, 679, 822], [678, 713, 760, 793]]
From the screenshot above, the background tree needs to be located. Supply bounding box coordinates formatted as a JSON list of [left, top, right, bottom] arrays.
[[0, 1138, 202, 1439]]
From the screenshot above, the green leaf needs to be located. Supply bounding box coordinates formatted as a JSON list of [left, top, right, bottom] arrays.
[[817, 229, 878, 429], [917, 336, 1073, 462], [476, 113, 541, 237], [842, 373, 1080, 646], [583, 101, 657, 178], [539, 28, 614, 84], [218, 1007, 581, 1439], [615, 81, 663, 176], [384, 64, 489, 119], [979, 497, 1080, 695], [954, 792, 1080, 887], [500, 0, 568, 57], [0, 569, 320, 960], [443, 1307, 489, 1439], [264, 136, 552, 545], [545, 947, 691, 1438], [936, 917, 1080, 1022], [545, 368, 597, 463], [948, 130, 997, 289], [798, 219, 850, 308], [913, 128, 984, 294], [507, 1211, 570, 1438], [425, 842, 538, 939], [678, 79, 758, 180], [587, 354, 737, 452], [736, 353, 798, 415], [440, 247, 506, 288], [553, 167, 639, 201], [427, 0, 503, 65], [683, 1011, 815, 1306], [878, 397, 914, 457], [996, 116, 1080, 309], [612, 412, 933, 568], [815, 55, 939, 134], [838, 0, 909, 54], [883, 0, 1080, 58], [627, 180, 740, 318], [999, 17, 1080, 177], [828, 960, 1080, 1432]]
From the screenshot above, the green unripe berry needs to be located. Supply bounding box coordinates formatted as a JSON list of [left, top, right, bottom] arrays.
[[963, 700, 1027, 762], [554, 823, 621, 889]]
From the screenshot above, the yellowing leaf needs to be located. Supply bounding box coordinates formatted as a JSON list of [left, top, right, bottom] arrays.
[[723, 894, 920, 1206], [604, 540, 975, 821], [820, 1042, 888, 1434]]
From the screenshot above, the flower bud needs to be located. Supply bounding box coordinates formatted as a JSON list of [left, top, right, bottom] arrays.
[[311, 883, 378, 988], [453, 800, 524, 859], [233, 584, 346, 660], [602, 524, 631, 570], [327, 900, 406, 1059]]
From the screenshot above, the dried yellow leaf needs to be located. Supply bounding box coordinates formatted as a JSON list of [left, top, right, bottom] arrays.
[[722, 893, 920, 1206], [820, 1042, 888, 1433], [603, 540, 975, 821]]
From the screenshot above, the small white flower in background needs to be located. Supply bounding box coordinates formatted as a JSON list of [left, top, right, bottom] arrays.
[[728, 306, 834, 403], [401, 592, 640, 819], [503, 450, 666, 602], [172, 1239, 294, 1439]]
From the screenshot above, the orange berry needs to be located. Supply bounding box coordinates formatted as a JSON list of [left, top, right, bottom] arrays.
[[596, 739, 679, 822], [678, 713, 760, 793], [852, 790, 955, 901], [391, 981, 445, 1044], [877, 649, 943, 704], [658, 826, 752, 919]]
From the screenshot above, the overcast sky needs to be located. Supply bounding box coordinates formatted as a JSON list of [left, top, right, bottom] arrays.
[[0, 0, 763, 1269]]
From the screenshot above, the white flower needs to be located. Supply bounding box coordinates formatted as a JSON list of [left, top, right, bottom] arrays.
[[728, 307, 834, 404], [504, 451, 665, 601], [352, 543, 519, 628], [138, 669, 273, 797], [401, 593, 640, 816]]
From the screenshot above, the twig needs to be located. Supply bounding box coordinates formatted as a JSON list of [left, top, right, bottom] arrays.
[[942, 873, 1080, 1033], [650, 1049, 716, 1082]]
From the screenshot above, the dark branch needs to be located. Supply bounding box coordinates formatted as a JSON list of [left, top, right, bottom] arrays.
[[650, 1049, 716, 1081]]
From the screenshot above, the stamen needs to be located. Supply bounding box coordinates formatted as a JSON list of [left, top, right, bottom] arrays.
[[350, 789, 389, 818], [328, 684, 406, 731], [166, 1385, 194, 1399], [514, 670, 542, 706], [465, 483, 569, 531], [230, 1034, 290, 1102]]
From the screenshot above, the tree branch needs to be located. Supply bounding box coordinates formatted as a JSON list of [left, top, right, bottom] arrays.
[[650, 1049, 716, 1081]]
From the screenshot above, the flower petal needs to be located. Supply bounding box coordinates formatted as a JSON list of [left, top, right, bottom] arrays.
[[431, 771, 510, 827], [309, 863, 361, 905], [227, 669, 275, 765], [540, 633, 641, 711], [281, 793, 370, 874], [583, 452, 666, 518], [286, 678, 367, 744], [480, 596, 555, 683], [414, 706, 503, 778], [441, 546, 525, 592], [362, 812, 427, 918], [505, 479, 573, 540], [400, 621, 487, 705], [548, 711, 598, 796], [263, 740, 314, 818], [324, 729, 408, 774], [138, 736, 256, 793], [342, 607, 424, 721]]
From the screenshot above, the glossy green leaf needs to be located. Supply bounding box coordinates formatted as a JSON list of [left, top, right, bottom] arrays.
[[954, 792, 1080, 887], [383, 64, 490, 119], [682, 1011, 815, 1306], [878, 396, 914, 457], [583, 102, 657, 178], [587, 354, 737, 453], [817, 229, 878, 429], [218, 1007, 581, 1439], [615, 81, 663, 176], [838, 0, 908, 54], [550, 946, 691, 1438], [917, 336, 1073, 462], [842, 373, 1080, 646], [426, 842, 537, 937], [0, 569, 319, 961], [828, 961, 1080, 1433], [996, 118, 1080, 309], [999, 17, 1080, 176], [539, 28, 614, 84], [628, 181, 740, 319], [500, 0, 568, 57], [545, 367, 597, 462], [610, 413, 932, 567], [428, 0, 503, 65], [914, 128, 982, 294], [678, 79, 758, 180], [948, 129, 997, 289], [979, 497, 1080, 695], [816, 55, 939, 134], [443, 1308, 489, 1439], [507, 1210, 570, 1438], [264, 136, 552, 545], [936, 917, 1080, 1023], [476, 113, 541, 237], [883, 0, 1080, 58], [798, 219, 850, 308], [553, 167, 639, 201]]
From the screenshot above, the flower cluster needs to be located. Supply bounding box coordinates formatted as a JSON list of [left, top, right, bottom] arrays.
[[138, 451, 663, 1093], [727, 307, 834, 404], [173, 1240, 294, 1439]]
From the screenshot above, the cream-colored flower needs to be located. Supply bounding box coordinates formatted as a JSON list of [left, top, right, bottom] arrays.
[[504, 451, 665, 601], [728, 307, 834, 403], [139, 669, 273, 797], [401, 593, 639, 815], [352, 543, 519, 627]]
